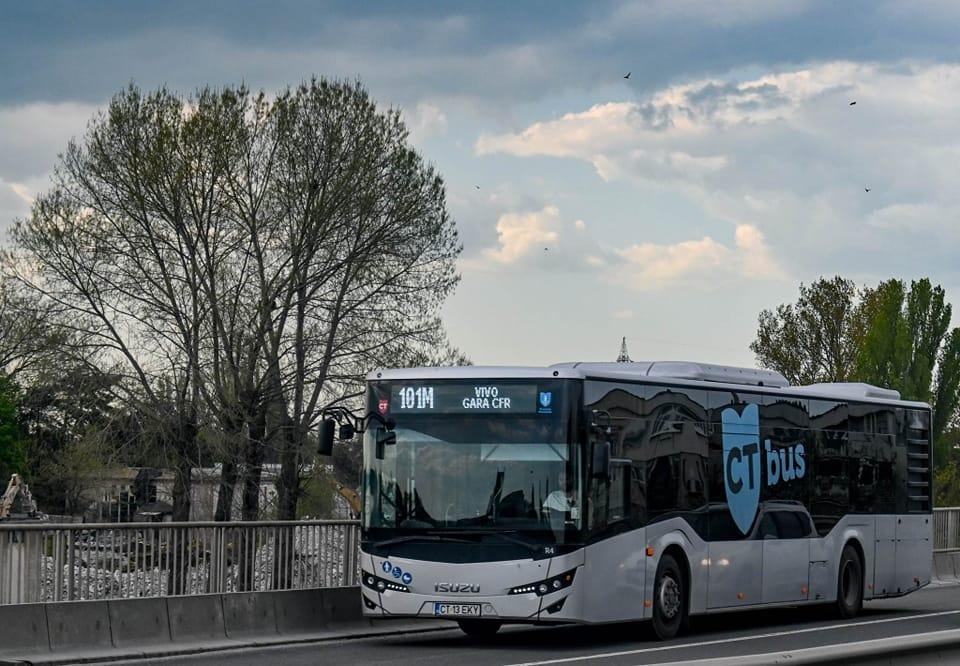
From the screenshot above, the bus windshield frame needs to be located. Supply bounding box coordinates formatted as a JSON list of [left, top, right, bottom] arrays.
[[362, 379, 583, 545]]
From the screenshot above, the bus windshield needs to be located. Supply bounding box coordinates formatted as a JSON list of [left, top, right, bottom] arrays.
[[362, 381, 580, 542]]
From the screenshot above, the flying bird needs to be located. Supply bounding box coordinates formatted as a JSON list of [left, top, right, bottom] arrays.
[[475, 185, 480, 189], [865, 187, 871, 192], [849, 101, 857, 106], [623, 72, 631, 80], [544, 247, 549, 251]]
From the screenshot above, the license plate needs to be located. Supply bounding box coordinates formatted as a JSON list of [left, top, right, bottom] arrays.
[[434, 602, 481, 617]]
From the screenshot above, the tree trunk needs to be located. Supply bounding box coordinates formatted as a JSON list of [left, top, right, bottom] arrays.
[[273, 417, 301, 589], [275, 414, 302, 521], [237, 406, 266, 592], [241, 406, 266, 522], [214, 459, 238, 521], [171, 451, 192, 522]]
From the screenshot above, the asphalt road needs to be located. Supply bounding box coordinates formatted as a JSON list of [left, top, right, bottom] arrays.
[[108, 584, 960, 666]]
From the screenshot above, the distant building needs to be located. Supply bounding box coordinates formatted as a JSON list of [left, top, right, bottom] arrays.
[[85, 464, 352, 522]]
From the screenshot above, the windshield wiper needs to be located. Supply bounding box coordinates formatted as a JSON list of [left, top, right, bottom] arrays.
[[432, 529, 542, 553], [371, 534, 473, 549]]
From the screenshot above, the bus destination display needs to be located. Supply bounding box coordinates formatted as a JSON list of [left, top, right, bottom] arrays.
[[386, 384, 549, 414]]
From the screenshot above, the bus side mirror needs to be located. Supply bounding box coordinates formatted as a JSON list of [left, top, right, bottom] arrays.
[[592, 440, 611, 479], [375, 430, 396, 461], [318, 418, 336, 456]]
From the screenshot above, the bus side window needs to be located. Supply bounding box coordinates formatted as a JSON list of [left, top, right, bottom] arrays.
[[757, 513, 777, 540]]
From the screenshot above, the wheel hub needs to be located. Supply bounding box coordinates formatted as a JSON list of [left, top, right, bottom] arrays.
[[659, 575, 681, 619]]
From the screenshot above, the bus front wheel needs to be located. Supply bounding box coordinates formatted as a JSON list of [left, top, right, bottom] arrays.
[[835, 545, 863, 619], [457, 619, 501, 639], [651, 553, 687, 640]]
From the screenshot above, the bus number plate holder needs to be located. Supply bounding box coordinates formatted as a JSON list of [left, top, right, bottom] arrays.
[[434, 602, 481, 617]]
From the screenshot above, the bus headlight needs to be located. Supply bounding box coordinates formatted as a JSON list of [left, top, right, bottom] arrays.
[[362, 572, 410, 593], [508, 568, 576, 596]]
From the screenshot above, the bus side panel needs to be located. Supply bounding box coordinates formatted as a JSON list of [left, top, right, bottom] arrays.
[[581, 528, 647, 622], [845, 517, 876, 601], [807, 516, 874, 604], [874, 515, 896, 596], [894, 514, 932, 594], [644, 518, 708, 617]]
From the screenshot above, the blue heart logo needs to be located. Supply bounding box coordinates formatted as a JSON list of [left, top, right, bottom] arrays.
[[721, 404, 761, 535]]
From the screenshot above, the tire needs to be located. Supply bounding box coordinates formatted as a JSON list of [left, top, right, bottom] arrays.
[[651, 553, 688, 640], [836, 544, 863, 619], [457, 619, 502, 639]]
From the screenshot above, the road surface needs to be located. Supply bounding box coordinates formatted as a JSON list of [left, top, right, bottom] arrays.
[[106, 584, 960, 665]]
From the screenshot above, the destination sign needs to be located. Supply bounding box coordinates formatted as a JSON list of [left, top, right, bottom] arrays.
[[384, 383, 551, 415]]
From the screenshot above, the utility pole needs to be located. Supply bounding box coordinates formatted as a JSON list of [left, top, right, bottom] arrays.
[[616, 337, 632, 363]]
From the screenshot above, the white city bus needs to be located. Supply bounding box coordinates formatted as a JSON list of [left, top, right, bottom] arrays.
[[328, 362, 933, 639]]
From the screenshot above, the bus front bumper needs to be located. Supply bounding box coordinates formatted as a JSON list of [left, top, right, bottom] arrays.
[[361, 586, 581, 623]]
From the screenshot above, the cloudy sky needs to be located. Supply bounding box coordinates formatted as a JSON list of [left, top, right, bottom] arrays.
[[3, 1, 960, 369]]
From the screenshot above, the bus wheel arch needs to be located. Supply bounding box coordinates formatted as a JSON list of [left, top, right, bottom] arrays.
[[651, 545, 691, 640], [836, 539, 865, 618]]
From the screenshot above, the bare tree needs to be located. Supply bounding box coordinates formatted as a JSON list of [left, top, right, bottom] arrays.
[[6, 87, 229, 519], [0, 277, 64, 379], [6, 79, 463, 528]]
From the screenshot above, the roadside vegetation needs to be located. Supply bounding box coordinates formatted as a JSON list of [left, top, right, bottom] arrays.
[[752, 276, 960, 505]]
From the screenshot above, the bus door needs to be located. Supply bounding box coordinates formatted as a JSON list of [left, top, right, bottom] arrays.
[[759, 510, 811, 603]]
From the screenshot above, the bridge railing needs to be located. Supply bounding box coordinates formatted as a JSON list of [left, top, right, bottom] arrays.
[[0, 519, 360, 605], [935, 507, 960, 553]]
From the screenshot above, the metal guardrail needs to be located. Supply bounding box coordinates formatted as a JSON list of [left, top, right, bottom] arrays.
[[1, 509, 956, 605], [0, 519, 360, 605], [934, 507, 959, 553]]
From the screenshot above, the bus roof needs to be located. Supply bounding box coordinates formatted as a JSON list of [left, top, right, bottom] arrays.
[[368, 361, 931, 410]]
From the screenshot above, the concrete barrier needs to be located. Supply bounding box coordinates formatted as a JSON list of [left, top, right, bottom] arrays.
[[273, 589, 326, 634], [320, 585, 366, 627], [0, 601, 49, 658], [223, 591, 277, 639], [109, 597, 172, 648], [166, 594, 226, 643], [46, 600, 111, 652], [0, 587, 384, 662], [933, 551, 960, 582]]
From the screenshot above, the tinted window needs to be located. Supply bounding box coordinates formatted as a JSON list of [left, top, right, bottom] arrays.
[[906, 409, 930, 432], [757, 513, 777, 539], [709, 509, 747, 541], [795, 511, 813, 536], [773, 511, 807, 539], [810, 400, 848, 431], [761, 394, 810, 430], [849, 403, 896, 435], [810, 429, 849, 536], [584, 383, 647, 419], [646, 385, 708, 424], [706, 389, 736, 422]]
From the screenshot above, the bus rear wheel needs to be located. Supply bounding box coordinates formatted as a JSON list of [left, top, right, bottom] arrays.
[[457, 619, 502, 639], [651, 553, 687, 640], [835, 545, 863, 619]]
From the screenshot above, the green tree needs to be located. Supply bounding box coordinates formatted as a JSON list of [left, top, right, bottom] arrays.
[[935, 461, 960, 507], [0, 375, 27, 484], [752, 276, 960, 464], [855, 278, 960, 446], [750, 276, 861, 385]]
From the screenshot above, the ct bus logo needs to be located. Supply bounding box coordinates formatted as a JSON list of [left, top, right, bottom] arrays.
[[721, 404, 762, 535], [721, 403, 807, 535]]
